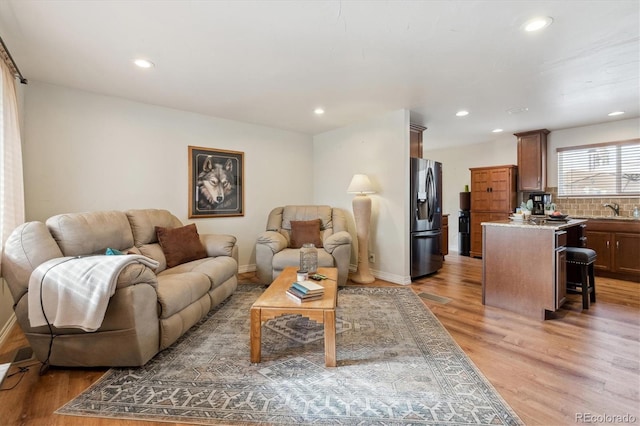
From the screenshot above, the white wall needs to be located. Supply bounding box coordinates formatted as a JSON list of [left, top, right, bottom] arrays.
[[22, 82, 314, 271], [313, 109, 410, 284], [423, 135, 519, 252]]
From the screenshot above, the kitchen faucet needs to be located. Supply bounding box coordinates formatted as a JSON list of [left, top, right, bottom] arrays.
[[603, 202, 620, 216]]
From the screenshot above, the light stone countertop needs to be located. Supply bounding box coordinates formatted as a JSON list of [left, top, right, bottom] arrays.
[[571, 215, 640, 221], [481, 218, 588, 230]]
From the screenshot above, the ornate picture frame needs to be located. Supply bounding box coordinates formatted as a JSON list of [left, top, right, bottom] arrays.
[[188, 146, 244, 218]]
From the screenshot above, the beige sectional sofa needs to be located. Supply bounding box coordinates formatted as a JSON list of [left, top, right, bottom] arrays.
[[1, 209, 238, 367]]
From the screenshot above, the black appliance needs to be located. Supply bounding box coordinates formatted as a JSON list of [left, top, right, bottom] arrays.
[[410, 157, 443, 279], [528, 192, 552, 215], [458, 210, 471, 256]]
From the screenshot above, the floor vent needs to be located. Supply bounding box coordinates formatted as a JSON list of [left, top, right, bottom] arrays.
[[418, 292, 452, 304], [12, 346, 35, 366]]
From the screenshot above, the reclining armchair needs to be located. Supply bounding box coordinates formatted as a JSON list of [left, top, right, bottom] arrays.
[[256, 205, 352, 285]]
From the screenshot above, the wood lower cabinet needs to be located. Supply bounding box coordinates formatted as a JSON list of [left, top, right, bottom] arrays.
[[616, 233, 640, 275], [471, 212, 509, 257], [585, 231, 613, 270], [585, 219, 640, 282], [469, 165, 517, 258]]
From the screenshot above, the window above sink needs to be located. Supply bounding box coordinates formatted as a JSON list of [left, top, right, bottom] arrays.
[[557, 138, 640, 197]]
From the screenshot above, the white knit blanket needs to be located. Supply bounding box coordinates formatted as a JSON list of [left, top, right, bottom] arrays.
[[28, 255, 159, 332]]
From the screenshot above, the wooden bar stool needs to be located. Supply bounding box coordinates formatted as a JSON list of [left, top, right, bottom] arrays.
[[565, 247, 597, 309]]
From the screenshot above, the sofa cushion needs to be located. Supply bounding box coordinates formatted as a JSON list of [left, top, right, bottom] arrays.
[[46, 211, 134, 256], [156, 224, 207, 268], [281, 205, 332, 230], [159, 256, 238, 289], [135, 243, 167, 271], [126, 209, 183, 247], [290, 219, 323, 248], [155, 272, 211, 319]]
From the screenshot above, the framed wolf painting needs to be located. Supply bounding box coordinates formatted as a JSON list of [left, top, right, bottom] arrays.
[[188, 146, 244, 218]]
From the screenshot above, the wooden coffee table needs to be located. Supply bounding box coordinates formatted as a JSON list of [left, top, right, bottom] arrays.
[[250, 266, 338, 367]]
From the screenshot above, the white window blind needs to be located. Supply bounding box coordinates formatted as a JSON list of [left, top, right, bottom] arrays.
[[557, 139, 640, 197]]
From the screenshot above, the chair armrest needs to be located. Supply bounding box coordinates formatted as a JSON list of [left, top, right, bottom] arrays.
[[323, 231, 352, 254], [200, 234, 237, 257], [256, 231, 287, 253]]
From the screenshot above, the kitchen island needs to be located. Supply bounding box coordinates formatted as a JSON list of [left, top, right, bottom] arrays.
[[482, 218, 587, 320]]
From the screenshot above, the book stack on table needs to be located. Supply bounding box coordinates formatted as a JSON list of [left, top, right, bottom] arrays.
[[286, 280, 325, 302]]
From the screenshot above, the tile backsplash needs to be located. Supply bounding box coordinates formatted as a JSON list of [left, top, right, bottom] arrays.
[[547, 187, 640, 218]]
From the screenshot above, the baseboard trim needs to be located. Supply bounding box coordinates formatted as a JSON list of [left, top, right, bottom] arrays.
[[347, 265, 409, 286], [238, 264, 256, 274], [371, 270, 411, 285], [0, 313, 17, 349]]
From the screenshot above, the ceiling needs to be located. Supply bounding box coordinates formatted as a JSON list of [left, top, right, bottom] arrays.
[[0, 0, 638, 148]]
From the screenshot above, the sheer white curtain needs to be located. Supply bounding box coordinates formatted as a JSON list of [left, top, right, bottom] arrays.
[[0, 59, 25, 277]]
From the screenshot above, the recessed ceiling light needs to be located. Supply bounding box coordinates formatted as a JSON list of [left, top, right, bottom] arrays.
[[608, 111, 625, 116], [524, 16, 553, 32], [492, 129, 504, 133], [134, 58, 154, 69], [314, 107, 325, 115], [456, 110, 469, 117]]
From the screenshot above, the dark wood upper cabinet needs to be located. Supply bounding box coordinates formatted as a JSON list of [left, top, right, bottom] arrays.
[[515, 129, 549, 192], [410, 124, 427, 158]]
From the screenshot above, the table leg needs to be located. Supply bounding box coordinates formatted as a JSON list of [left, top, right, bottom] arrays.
[[250, 307, 262, 363], [324, 309, 336, 367]]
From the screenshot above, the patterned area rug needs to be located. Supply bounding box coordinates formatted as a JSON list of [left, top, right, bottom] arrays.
[[57, 286, 522, 425]]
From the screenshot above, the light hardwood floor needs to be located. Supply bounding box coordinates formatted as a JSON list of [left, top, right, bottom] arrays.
[[0, 254, 638, 425]]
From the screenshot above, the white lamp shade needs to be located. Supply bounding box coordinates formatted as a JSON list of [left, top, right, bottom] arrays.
[[347, 174, 375, 194]]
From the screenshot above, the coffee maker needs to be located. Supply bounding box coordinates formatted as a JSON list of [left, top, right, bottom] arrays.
[[528, 193, 552, 215]]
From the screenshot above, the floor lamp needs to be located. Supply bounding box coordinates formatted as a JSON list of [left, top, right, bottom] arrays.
[[347, 174, 375, 284]]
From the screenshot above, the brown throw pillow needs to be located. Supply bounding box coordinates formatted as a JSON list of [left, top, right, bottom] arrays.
[[290, 219, 323, 248], [156, 223, 207, 268]]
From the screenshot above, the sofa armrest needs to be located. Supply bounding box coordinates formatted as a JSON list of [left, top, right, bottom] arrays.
[[323, 231, 352, 254], [200, 234, 237, 257], [256, 231, 287, 253], [115, 262, 159, 290]]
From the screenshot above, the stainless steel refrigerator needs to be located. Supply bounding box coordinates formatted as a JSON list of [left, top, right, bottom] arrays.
[[410, 157, 443, 279]]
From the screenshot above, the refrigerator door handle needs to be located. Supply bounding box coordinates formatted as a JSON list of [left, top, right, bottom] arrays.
[[426, 167, 435, 223]]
